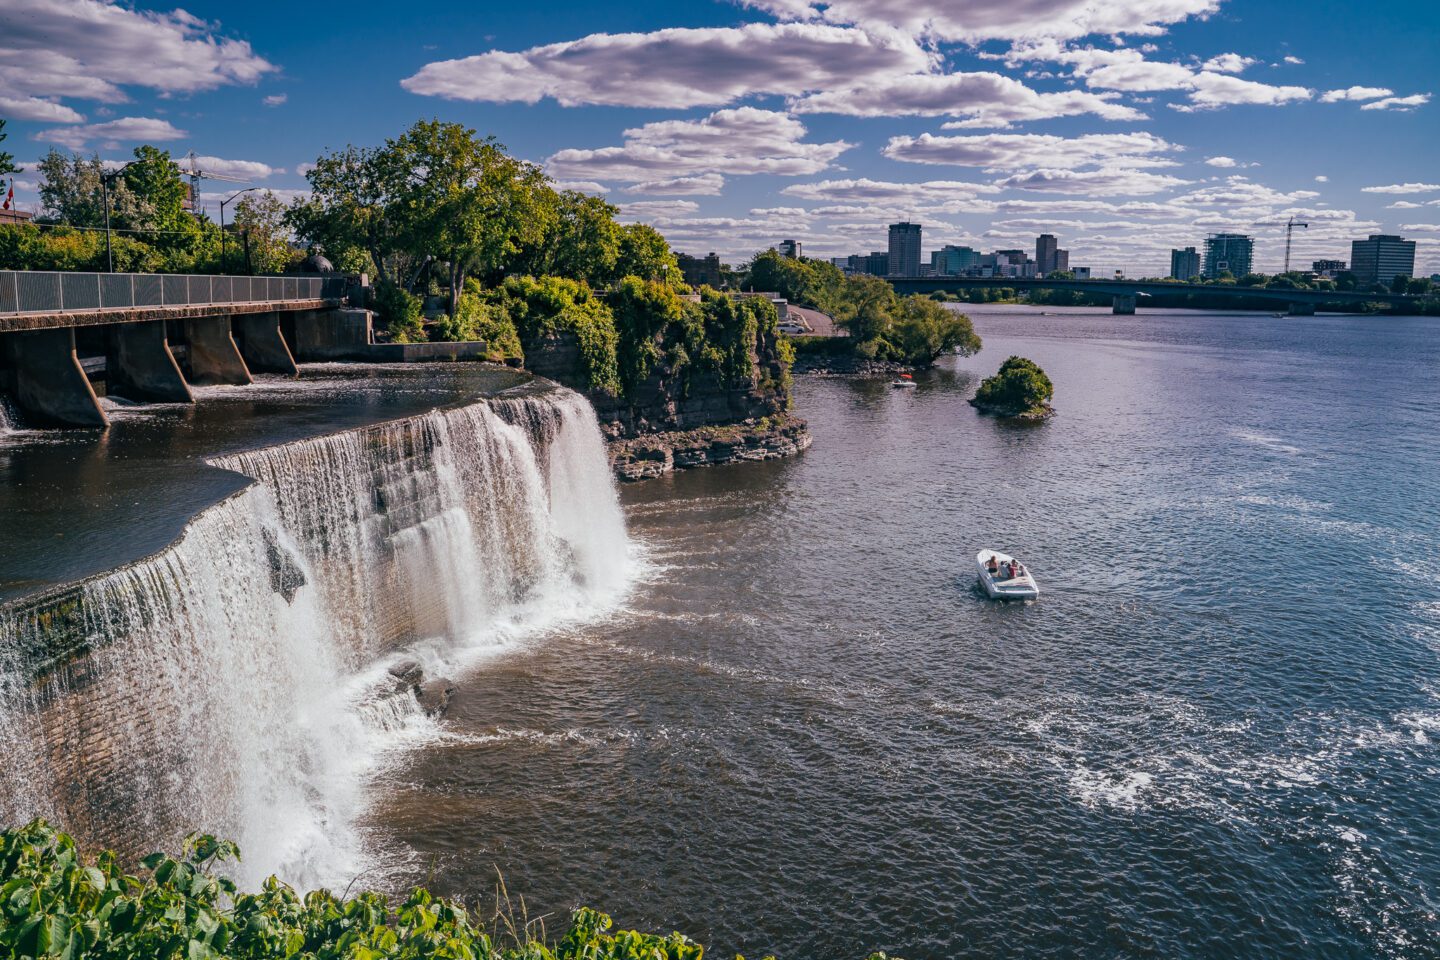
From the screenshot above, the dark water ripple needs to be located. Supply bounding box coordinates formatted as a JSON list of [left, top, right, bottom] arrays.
[[366, 308, 1440, 959]]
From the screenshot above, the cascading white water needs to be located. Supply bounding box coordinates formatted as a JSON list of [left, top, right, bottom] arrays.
[[0, 387, 631, 888]]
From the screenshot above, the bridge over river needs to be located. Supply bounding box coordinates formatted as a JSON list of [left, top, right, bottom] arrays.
[[887, 276, 1425, 315], [0, 270, 395, 428]]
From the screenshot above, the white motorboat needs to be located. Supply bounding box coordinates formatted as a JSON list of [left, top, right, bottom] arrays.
[[976, 550, 1040, 600], [891, 375, 917, 388]]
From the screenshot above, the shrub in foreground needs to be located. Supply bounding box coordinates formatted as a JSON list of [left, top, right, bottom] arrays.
[[0, 821, 906, 960]]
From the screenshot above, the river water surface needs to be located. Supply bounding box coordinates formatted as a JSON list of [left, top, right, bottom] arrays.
[[365, 307, 1440, 959]]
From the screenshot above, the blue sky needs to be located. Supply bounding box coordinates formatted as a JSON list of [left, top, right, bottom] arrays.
[[2, 0, 1437, 275]]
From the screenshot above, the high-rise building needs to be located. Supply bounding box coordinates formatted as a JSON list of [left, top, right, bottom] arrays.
[[888, 222, 922, 277], [854, 251, 888, 276], [1054, 249, 1069, 275], [1170, 247, 1201, 280], [677, 252, 722, 288], [1311, 259, 1346, 276], [1035, 234, 1058, 274], [932, 245, 979, 276], [1203, 234, 1254, 279], [1350, 235, 1416, 287], [776, 238, 802, 259]]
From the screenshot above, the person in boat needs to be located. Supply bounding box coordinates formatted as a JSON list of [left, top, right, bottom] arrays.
[[986, 555, 1000, 575], [1004, 561, 1016, 579]]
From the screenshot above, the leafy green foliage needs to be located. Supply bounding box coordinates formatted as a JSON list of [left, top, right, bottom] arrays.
[[439, 279, 524, 359], [614, 224, 681, 287], [492, 276, 620, 393], [610, 276, 685, 394], [972, 356, 1053, 416], [231, 192, 297, 275], [374, 280, 425, 344], [0, 119, 17, 178], [0, 820, 744, 960], [830, 277, 981, 366]]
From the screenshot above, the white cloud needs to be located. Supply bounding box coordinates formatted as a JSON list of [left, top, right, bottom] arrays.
[[402, 22, 931, 109], [295, 162, 317, 177], [1200, 53, 1255, 74], [0, 95, 84, 123], [551, 180, 609, 194], [993, 167, 1191, 195], [1314, 175, 1328, 182], [1005, 43, 1312, 111], [1319, 86, 1392, 102], [1283, 55, 1304, 65], [185, 155, 282, 179], [742, 0, 1221, 43], [1360, 93, 1430, 111], [1181, 72, 1312, 109], [789, 71, 1143, 125], [546, 108, 850, 181], [262, 93, 287, 107], [1206, 156, 1238, 167], [1176, 177, 1319, 207], [1399, 223, 1440, 232], [33, 116, 186, 149], [0, 0, 275, 104], [1361, 183, 1440, 194], [881, 132, 1179, 171], [622, 174, 726, 196], [780, 178, 999, 203], [198, 187, 309, 206], [1387, 200, 1423, 209], [618, 200, 701, 220]]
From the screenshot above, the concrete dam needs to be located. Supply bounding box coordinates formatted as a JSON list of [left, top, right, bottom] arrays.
[[0, 363, 632, 889]]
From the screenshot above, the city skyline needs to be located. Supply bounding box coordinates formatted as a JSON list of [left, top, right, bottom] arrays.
[[0, 0, 1437, 276]]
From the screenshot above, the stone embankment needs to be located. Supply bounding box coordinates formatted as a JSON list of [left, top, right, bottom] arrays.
[[609, 414, 811, 481]]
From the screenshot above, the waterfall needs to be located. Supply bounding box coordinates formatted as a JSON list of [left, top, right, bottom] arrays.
[[0, 386, 630, 888]]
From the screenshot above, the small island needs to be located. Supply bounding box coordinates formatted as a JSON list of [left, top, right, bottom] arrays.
[[970, 355, 1055, 420]]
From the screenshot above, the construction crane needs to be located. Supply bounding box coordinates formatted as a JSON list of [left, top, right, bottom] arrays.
[[1282, 216, 1309, 274], [177, 151, 250, 218]]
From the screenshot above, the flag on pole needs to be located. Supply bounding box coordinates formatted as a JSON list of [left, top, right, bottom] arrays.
[[2, 181, 12, 211]]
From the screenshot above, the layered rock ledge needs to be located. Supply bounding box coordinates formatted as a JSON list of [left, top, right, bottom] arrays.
[[609, 414, 811, 482]]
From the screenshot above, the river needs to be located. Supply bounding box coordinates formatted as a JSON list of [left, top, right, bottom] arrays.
[[364, 306, 1440, 959]]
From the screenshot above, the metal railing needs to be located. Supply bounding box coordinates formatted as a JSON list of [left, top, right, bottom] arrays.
[[0, 271, 348, 316]]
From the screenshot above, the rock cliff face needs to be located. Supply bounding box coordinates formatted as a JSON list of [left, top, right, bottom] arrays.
[[523, 327, 808, 478]]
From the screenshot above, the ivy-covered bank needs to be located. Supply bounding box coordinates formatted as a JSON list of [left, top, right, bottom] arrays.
[[0, 822, 901, 960]]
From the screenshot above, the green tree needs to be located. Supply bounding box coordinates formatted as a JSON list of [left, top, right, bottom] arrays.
[[0, 118, 17, 177], [890, 295, 982, 365], [288, 143, 408, 283], [514, 189, 621, 286], [390, 120, 550, 315], [972, 355, 1054, 416], [232, 191, 294, 274], [614, 222, 680, 286], [834, 273, 898, 344]]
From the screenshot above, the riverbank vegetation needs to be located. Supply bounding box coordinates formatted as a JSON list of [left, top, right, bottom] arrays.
[[970, 356, 1054, 419], [745, 251, 980, 367], [927, 270, 1439, 314], [0, 821, 900, 960]]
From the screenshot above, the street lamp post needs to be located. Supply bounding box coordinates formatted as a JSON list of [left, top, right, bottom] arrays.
[[100, 160, 140, 273], [219, 187, 258, 274]]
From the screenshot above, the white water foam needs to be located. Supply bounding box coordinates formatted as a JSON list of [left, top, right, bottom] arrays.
[[0, 387, 632, 889]]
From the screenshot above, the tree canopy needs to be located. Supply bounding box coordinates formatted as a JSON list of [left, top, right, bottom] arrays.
[[971, 356, 1054, 417]]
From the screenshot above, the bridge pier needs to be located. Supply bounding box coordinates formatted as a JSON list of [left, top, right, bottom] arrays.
[[1287, 302, 1316, 316], [1112, 294, 1137, 315], [184, 316, 252, 386], [234, 312, 298, 376], [108, 320, 193, 403], [1, 329, 108, 428]]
